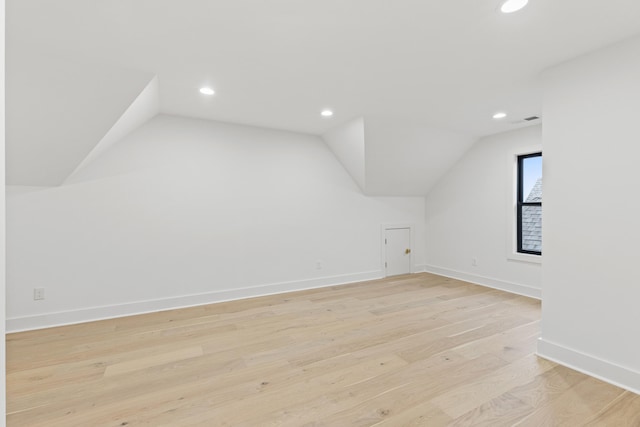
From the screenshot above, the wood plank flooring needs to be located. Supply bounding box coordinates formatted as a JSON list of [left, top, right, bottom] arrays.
[[6, 273, 639, 426]]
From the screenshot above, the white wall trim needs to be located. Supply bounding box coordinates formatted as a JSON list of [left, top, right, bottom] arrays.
[[6, 270, 383, 333], [538, 338, 640, 395], [505, 144, 543, 265], [424, 264, 541, 299]]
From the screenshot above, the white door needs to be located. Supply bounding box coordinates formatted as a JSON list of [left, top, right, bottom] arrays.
[[385, 227, 411, 277]]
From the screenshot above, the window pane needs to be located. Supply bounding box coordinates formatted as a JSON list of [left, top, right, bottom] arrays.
[[521, 205, 542, 253], [522, 156, 542, 202]]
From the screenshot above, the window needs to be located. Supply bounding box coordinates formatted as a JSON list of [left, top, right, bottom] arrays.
[[517, 152, 542, 255]]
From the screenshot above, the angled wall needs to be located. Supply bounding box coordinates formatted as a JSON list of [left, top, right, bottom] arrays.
[[6, 115, 426, 331]]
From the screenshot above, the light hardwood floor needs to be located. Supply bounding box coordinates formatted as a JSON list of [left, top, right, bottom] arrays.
[[6, 273, 639, 426]]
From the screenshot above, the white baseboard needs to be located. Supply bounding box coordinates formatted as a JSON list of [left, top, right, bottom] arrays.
[[537, 338, 640, 395], [6, 270, 383, 333], [423, 264, 541, 299], [414, 264, 427, 273]]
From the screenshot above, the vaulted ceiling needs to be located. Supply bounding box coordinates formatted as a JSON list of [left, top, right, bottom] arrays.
[[7, 0, 640, 192]]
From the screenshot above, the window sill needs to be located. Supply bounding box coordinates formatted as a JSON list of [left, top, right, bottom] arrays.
[[507, 252, 542, 265]]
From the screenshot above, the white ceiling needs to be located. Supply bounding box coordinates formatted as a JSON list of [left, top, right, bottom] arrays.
[[6, 0, 640, 191], [9, 0, 640, 136]]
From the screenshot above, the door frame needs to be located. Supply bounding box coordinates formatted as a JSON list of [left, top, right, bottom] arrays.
[[380, 224, 414, 277]]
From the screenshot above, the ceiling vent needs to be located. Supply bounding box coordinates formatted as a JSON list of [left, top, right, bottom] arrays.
[[511, 115, 541, 125]]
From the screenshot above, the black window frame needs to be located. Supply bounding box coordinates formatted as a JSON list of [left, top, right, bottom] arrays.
[[517, 152, 542, 256]]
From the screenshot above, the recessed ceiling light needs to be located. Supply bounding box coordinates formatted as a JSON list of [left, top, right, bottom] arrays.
[[199, 87, 215, 95], [493, 112, 507, 119], [321, 109, 334, 117], [500, 0, 529, 13]]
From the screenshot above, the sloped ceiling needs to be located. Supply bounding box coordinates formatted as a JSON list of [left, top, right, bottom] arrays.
[[64, 77, 160, 185], [322, 117, 475, 196], [363, 118, 475, 196], [7, 0, 640, 192], [322, 118, 366, 192], [6, 46, 155, 186]]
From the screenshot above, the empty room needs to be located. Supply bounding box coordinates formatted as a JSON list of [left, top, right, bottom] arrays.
[[2, 0, 640, 425]]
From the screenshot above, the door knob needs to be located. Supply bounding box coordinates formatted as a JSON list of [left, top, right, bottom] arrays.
[[405, 248, 411, 254]]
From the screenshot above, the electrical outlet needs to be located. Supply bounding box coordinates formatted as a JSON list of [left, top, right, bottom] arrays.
[[472, 257, 478, 267], [34, 288, 45, 301]]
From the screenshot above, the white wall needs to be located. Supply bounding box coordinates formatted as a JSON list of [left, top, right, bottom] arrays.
[[6, 115, 426, 331], [538, 35, 640, 393], [424, 125, 542, 298], [1, 0, 7, 422]]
